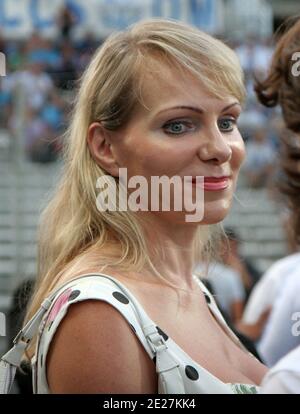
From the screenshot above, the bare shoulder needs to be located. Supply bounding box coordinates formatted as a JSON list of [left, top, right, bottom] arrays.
[[47, 299, 157, 393]]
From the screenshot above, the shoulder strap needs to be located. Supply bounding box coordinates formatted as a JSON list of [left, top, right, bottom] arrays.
[[0, 273, 185, 394]]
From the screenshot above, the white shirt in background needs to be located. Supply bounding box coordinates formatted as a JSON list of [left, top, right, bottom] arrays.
[[243, 253, 300, 325], [258, 269, 300, 367], [260, 346, 300, 393]]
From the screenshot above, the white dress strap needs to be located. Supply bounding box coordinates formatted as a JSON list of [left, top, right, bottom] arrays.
[[0, 273, 186, 394]]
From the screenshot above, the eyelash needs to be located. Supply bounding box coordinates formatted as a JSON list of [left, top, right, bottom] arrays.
[[162, 118, 237, 136]]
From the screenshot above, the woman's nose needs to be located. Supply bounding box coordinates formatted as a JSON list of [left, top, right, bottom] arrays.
[[197, 128, 232, 164]]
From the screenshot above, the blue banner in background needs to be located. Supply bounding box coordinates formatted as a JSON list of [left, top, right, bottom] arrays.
[[0, 0, 222, 39]]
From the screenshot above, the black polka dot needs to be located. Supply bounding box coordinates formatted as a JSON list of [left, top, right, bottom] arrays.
[[40, 354, 43, 367], [185, 365, 199, 381], [68, 290, 81, 301], [112, 291, 129, 304], [156, 326, 169, 341], [204, 292, 211, 304]]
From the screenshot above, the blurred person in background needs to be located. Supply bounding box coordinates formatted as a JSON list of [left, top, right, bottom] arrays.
[[5, 57, 53, 112], [236, 101, 267, 144], [24, 33, 61, 71], [253, 17, 300, 392], [5, 39, 27, 72], [24, 90, 66, 163], [54, 42, 78, 90], [2, 33, 70, 162], [223, 227, 261, 302], [243, 127, 276, 188], [40, 91, 67, 134], [0, 77, 12, 129], [195, 231, 246, 324], [76, 31, 98, 54], [56, 3, 77, 41], [238, 210, 300, 343], [258, 264, 300, 368], [24, 107, 58, 163], [52, 41, 77, 90], [235, 35, 273, 77], [74, 32, 100, 78]]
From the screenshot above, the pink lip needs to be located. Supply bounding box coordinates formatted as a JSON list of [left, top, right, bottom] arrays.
[[191, 176, 230, 191]]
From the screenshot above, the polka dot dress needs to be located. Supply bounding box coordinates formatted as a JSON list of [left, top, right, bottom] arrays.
[[34, 274, 259, 394]]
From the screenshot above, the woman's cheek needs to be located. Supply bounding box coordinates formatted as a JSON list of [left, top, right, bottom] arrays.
[[137, 144, 178, 173], [232, 138, 246, 170]]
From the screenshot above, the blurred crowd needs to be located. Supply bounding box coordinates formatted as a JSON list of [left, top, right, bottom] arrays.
[[0, 4, 102, 162], [233, 36, 284, 195]]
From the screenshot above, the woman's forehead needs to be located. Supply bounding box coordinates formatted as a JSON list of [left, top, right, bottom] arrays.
[[142, 65, 193, 95], [136, 66, 236, 117]]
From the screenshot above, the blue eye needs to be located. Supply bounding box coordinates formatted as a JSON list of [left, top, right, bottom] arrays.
[[163, 120, 195, 136], [218, 118, 236, 132]]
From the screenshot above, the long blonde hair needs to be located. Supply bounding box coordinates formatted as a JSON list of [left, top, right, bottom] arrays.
[[23, 18, 245, 356]]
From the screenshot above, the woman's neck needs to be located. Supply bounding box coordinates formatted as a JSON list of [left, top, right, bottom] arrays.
[[138, 214, 199, 291]]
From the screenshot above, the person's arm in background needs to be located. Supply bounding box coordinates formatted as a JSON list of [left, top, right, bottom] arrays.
[[231, 300, 244, 324], [237, 267, 278, 340], [236, 307, 271, 341], [228, 270, 246, 324], [226, 253, 254, 294]]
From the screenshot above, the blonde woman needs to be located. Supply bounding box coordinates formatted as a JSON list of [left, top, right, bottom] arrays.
[[3, 18, 267, 394]]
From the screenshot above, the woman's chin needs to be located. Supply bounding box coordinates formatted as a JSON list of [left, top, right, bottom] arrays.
[[199, 207, 231, 224], [142, 201, 231, 225]]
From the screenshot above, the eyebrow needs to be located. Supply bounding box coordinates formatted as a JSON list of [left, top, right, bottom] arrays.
[[155, 102, 241, 116]]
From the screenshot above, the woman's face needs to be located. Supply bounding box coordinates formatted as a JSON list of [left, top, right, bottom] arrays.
[[106, 64, 245, 225]]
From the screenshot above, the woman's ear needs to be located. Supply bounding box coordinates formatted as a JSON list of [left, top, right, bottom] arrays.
[[87, 122, 120, 177]]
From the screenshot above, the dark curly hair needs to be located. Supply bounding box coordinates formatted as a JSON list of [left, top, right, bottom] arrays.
[[255, 17, 300, 243]]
